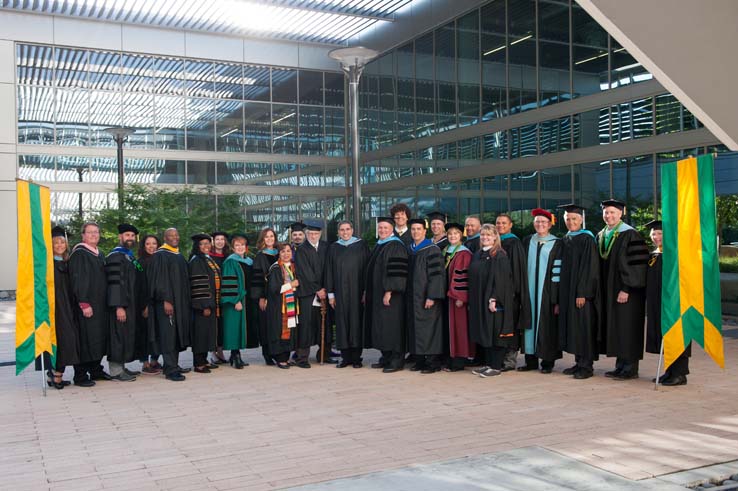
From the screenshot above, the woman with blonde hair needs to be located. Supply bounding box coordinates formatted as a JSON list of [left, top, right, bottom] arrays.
[[468, 224, 515, 378]]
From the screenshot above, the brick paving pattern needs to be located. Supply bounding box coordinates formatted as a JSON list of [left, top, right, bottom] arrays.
[[2, 301, 738, 490]]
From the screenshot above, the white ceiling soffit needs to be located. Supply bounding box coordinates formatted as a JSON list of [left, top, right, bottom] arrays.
[[0, 0, 414, 45]]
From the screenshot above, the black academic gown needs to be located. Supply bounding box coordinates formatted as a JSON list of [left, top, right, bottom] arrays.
[[294, 240, 328, 348], [500, 235, 531, 350], [68, 244, 108, 363], [139, 254, 159, 357], [468, 249, 516, 348], [597, 228, 649, 360], [265, 262, 296, 355], [189, 254, 219, 354], [250, 250, 278, 352], [364, 239, 408, 353], [558, 232, 600, 361], [105, 250, 145, 364], [522, 235, 563, 362], [395, 229, 413, 246], [53, 258, 80, 369], [406, 242, 446, 356], [325, 239, 370, 351], [465, 235, 480, 253], [433, 236, 449, 250], [147, 248, 191, 354], [239, 260, 260, 349]]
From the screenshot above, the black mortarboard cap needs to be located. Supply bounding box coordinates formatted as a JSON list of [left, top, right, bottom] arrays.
[[408, 218, 427, 228], [445, 222, 464, 233], [289, 222, 306, 232], [51, 226, 66, 238], [557, 203, 585, 215], [426, 211, 447, 223], [191, 233, 212, 242], [376, 217, 395, 226], [601, 199, 626, 212], [645, 220, 662, 231], [211, 231, 230, 240], [117, 223, 139, 235], [303, 219, 323, 231]]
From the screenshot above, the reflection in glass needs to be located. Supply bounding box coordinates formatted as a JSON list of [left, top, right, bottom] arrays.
[[217, 162, 245, 184], [244, 102, 271, 153], [57, 155, 90, 182], [54, 47, 88, 88], [187, 161, 216, 184], [17, 86, 54, 144], [299, 70, 323, 106], [243, 65, 271, 101], [124, 158, 158, 184], [185, 60, 214, 98], [540, 117, 572, 154], [214, 63, 243, 99], [88, 51, 120, 91], [18, 155, 55, 182], [56, 89, 90, 146], [17, 44, 53, 86], [510, 125, 538, 158], [538, 1, 570, 42], [272, 104, 297, 154], [216, 100, 244, 152], [613, 155, 654, 219], [186, 98, 215, 151], [123, 92, 155, 149], [324, 107, 344, 157], [153, 57, 185, 96], [121, 53, 153, 92], [272, 68, 297, 104], [541, 165, 573, 210], [323, 72, 344, 107], [156, 160, 186, 184], [155, 95, 185, 150], [88, 156, 118, 183], [299, 106, 323, 155]]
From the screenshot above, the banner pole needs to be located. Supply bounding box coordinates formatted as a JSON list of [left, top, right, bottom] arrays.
[[40, 354, 47, 397], [654, 339, 665, 391]]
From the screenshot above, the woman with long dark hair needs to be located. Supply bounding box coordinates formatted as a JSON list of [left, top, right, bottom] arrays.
[[137, 234, 162, 375], [209, 231, 231, 364], [251, 228, 279, 365], [265, 243, 299, 369]]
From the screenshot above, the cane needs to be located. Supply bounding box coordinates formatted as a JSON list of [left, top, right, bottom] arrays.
[[320, 298, 327, 365]]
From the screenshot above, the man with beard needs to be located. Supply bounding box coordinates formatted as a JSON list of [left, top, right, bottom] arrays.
[[326, 221, 370, 368], [146, 228, 191, 381], [69, 222, 110, 386], [289, 222, 306, 261], [365, 217, 409, 372], [105, 223, 147, 382], [496, 213, 531, 371], [406, 218, 446, 374]]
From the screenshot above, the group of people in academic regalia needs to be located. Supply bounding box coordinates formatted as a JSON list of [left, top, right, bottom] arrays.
[[41, 197, 687, 389]]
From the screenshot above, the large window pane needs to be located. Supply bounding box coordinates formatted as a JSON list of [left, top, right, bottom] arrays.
[[155, 95, 185, 150], [153, 57, 185, 96], [436, 22, 456, 131], [272, 68, 297, 103], [216, 100, 244, 152], [123, 93, 155, 149], [538, 1, 570, 42], [186, 98, 215, 151], [216, 162, 245, 184], [57, 89, 90, 146], [155, 159, 185, 183], [244, 102, 271, 153], [323, 72, 344, 107], [54, 47, 88, 88], [243, 65, 271, 101], [272, 104, 297, 154], [187, 161, 216, 184], [325, 107, 344, 157], [299, 106, 323, 155], [299, 70, 323, 106], [17, 44, 53, 86], [185, 60, 214, 98], [121, 53, 153, 93], [214, 63, 243, 100], [17, 86, 54, 144]]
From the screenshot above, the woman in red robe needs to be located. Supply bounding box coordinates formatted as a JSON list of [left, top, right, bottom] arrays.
[[443, 222, 475, 371]]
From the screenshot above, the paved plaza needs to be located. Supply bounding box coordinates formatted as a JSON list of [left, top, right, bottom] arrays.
[[2, 300, 738, 490]]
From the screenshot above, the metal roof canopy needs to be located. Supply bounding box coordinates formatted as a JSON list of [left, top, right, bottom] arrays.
[[0, 0, 414, 45]]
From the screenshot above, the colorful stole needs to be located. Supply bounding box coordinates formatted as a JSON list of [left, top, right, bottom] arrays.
[[159, 243, 179, 254], [111, 246, 143, 272], [279, 260, 299, 340], [204, 255, 222, 317]]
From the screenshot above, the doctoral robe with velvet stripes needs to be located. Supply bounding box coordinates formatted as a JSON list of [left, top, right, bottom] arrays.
[[105, 250, 146, 364], [522, 235, 563, 362], [406, 242, 446, 356], [597, 227, 649, 360], [220, 254, 249, 351], [468, 248, 516, 348], [189, 254, 220, 354], [364, 239, 409, 353], [445, 247, 474, 358]]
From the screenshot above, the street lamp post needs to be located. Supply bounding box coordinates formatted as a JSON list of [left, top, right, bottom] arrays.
[[329, 47, 378, 236], [75, 166, 85, 219], [103, 127, 135, 215]]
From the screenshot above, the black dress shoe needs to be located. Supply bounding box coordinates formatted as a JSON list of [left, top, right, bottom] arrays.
[[651, 373, 670, 383], [337, 361, 351, 368], [574, 369, 593, 380], [166, 372, 186, 381], [540, 367, 553, 374], [264, 357, 276, 366], [421, 367, 440, 374], [370, 363, 386, 369], [91, 372, 112, 381], [321, 358, 339, 364], [501, 366, 515, 372], [74, 379, 96, 387], [516, 365, 537, 372], [178, 367, 192, 374], [562, 365, 579, 375], [276, 362, 290, 369], [660, 375, 687, 386], [125, 368, 142, 376], [613, 371, 639, 380], [296, 361, 311, 369], [206, 363, 219, 369], [62, 380, 71, 386], [352, 362, 363, 369], [193, 366, 211, 373], [604, 369, 622, 378], [382, 367, 401, 373]]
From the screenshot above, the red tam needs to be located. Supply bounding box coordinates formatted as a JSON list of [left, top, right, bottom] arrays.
[[532, 208, 556, 225]]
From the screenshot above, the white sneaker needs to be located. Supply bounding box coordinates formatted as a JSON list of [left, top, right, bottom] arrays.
[[471, 366, 490, 376], [479, 367, 501, 378]]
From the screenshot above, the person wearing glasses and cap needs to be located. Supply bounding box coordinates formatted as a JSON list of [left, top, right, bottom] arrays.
[[597, 199, 649, 381], [519, 209, 563, 374], [556, 204, 600, 380], [644, 220, 689, 386], [105, 223, 147, 382]]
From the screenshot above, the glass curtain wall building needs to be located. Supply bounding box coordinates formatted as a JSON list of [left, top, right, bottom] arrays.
[[8, 0, 737, 239]]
